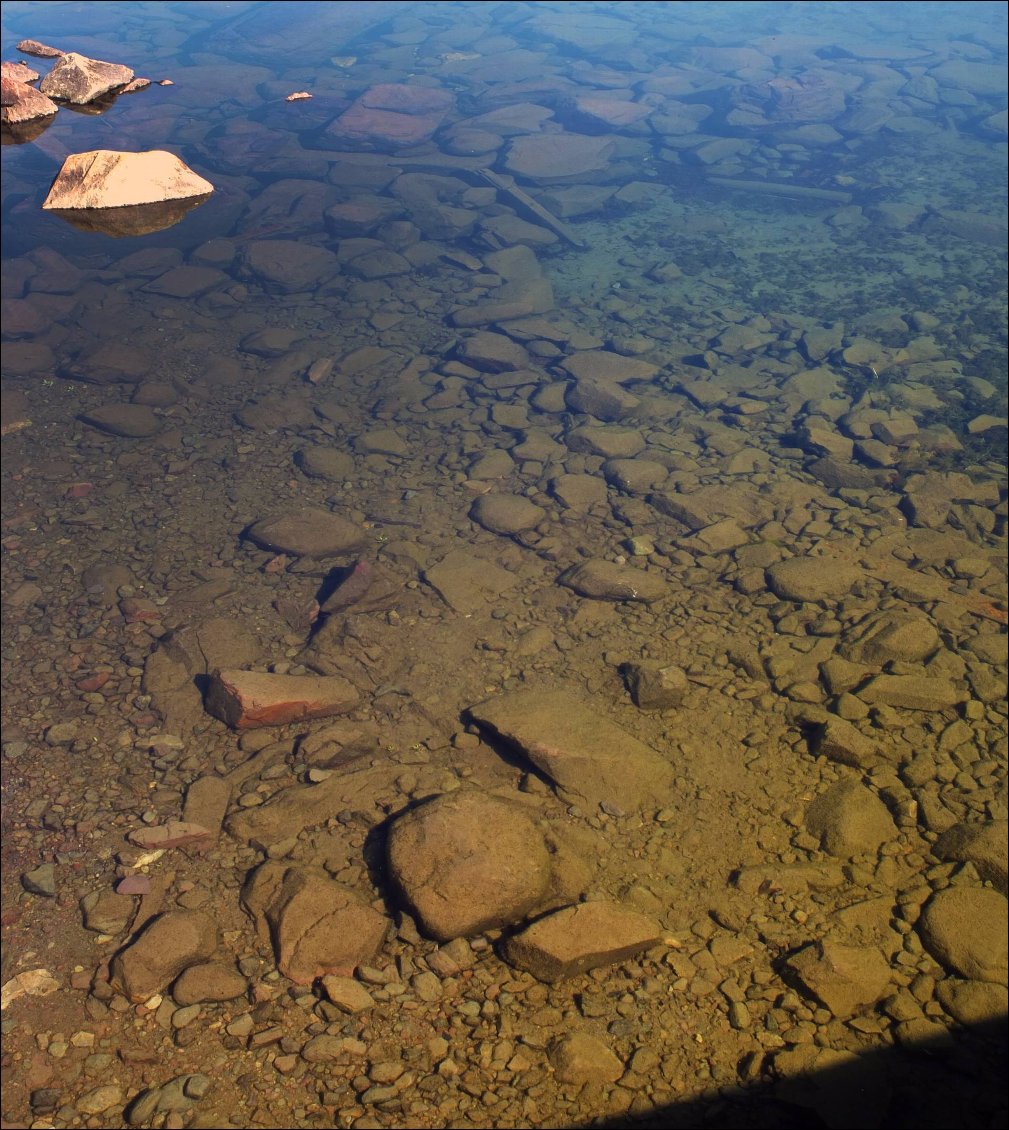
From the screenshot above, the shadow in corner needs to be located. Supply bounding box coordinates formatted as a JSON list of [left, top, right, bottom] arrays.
[[580, 1017, 1007, 1130]]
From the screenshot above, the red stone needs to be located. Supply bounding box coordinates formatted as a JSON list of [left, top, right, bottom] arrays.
[[204, 668, 359, 730], [116, 875, 152, 895], [66, 482, 94, 498], [76, 671, 110, 693], [119, 596, 161, 623]]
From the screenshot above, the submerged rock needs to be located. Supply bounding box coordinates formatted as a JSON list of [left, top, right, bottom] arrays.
[[328, 83, 452, 148], [559, 559, 667, 603], [917, 888, 1008, 984], [204, 669, 359, 730], [786, 941, 891, 1018], [110, 911, 219, 1002], [467, 689, 670, 811], [503, 901, 662, 982], [242, 863, 387, 985], [245, 507, 366, 557], [387, 791, 552, 941]]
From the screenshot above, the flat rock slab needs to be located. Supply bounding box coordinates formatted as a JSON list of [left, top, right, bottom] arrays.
[[240, 239, 340, 293], [504, 132, 614, 183], [242, 863, 387, 985], [856, 674, 968, 712], [79, 404, 161, 438], [424, 549, 519, 616], [565, 378, 640, 421], [43, 150, 212, 210], [144, 266, 228, 297], [127, 821, 213, 851], [205, 669, 359, 730], [39, 52, 133, 104], [933, 821, 1008, 896], [560, 351, 659, 384], [786, 941, 891, 1018], [387, 791, 552, 942], [810, 716, 880, 770], [549, 1032, 624, 1085], [467, 690, 670, 811], [457, 331, 530, 373], [329, 83, 452, 148], [172, 962, 248, 1006], [225, 761, 400, 851], [804, 779, 897, 859], [470, 493, 545, 536], [766, 557, 862, 603], [503, 901, 662, 982], [181, 776, 232, 840], [559, 559, 667, 603], [110, 910, 219, 1002], [917, 887, 1008, 984], [246, 507, 366, 557]]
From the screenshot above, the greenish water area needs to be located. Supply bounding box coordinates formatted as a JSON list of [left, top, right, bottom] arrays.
[[1, 4, 1006, 1130]]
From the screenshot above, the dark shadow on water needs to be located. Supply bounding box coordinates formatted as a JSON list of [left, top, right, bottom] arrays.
[[577, 1018, 1007, 1130]]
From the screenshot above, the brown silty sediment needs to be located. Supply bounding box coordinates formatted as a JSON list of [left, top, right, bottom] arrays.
[[0, 3, 1007, 1130]]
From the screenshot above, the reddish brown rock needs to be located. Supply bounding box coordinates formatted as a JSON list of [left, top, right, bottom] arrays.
[[1, 61, 40, 83], [110, 910, 219, 1001], [560, 351, 659, 384], [242, 863, 388, 984], [387, 792, 552, 941], [38, 52, 133, 104], [328, 83, 452, 148], [43, 150, 213, 210], [172, 962, 247, 1005], [0, 297, 45, 337], [467, 690, 670, 811], [205, 669, 359, 730], [15, 39, 64, 58], [79, 404, 161, 438], [246, 507, 366, 557], [1, 75, 58, 124], [731, 70, 848, 125], [360, 84, 453, 115], [503, 901, 662, 982]]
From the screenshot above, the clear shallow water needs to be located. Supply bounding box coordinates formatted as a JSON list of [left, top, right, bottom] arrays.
[[1, 4, 1007, 1129]]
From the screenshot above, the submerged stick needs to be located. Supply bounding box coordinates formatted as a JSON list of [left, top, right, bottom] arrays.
[[707, 176, 852, 204]]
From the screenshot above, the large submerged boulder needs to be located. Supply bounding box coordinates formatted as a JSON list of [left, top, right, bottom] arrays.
[[42, 150, 214, 211]]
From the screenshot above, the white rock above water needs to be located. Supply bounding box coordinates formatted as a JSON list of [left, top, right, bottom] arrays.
[[42, 150, 213, 210]]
